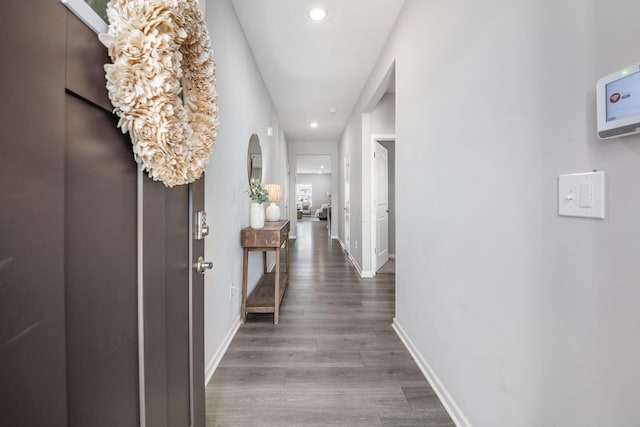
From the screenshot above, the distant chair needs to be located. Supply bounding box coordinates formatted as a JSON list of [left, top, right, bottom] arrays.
[[298, 200, 312, 216], [315, 204, 329, 220]]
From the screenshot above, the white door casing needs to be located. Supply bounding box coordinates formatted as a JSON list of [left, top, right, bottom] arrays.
[[374, 141, 389, 271], [344, 154, 350, 250]]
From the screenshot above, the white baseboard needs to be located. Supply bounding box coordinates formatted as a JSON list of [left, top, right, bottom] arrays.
[[289, 235, 297, 240], [331, 234, 339, 240], [205, 317, 241, 386], [337, 238, 372, 279], [347, 253, 362, 277], [350, 256, 364, 276], [392, 318, 471, 427], [389, 254, 396, 259]]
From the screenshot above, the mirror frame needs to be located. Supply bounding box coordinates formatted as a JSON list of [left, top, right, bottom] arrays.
[[247, 134, 262, 183]]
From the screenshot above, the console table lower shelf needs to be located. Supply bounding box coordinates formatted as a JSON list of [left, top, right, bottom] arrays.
[[245, 272, 289, 314]]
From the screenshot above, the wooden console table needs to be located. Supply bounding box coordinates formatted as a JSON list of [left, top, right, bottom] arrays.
[[240, 220, 290, 324]]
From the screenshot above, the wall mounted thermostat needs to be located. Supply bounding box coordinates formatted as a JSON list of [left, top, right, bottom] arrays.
[[558, 171, 605, 219], [596, 62, 640, 139], [195, 211, 209, 240]]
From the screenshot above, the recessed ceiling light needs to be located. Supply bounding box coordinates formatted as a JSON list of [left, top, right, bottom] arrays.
[[310, 121, 319, 128], [308, 8, 327, 21], [320, 165, 324, 169], [328, 107, 336, 114]]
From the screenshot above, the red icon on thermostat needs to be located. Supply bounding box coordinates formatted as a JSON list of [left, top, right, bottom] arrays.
[[610, 93, 621, 103]]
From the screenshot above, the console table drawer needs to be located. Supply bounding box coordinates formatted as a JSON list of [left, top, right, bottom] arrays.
[[241, 220, 289, 248]]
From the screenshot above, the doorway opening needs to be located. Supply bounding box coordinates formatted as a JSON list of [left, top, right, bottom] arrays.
[[363, 62, 396, 277], [295, 154, 333, 236]]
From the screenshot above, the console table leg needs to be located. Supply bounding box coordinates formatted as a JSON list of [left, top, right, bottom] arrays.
[[241, 248, 248, 324], [274, 248, 281, 324], [285, 238, 289, 283]]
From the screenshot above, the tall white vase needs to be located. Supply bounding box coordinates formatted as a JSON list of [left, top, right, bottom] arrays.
[[250, 202, 265, 229]]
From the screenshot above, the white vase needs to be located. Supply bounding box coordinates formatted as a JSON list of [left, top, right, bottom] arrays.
[[250, 202, 265, 229], [265, 202, 281, 222]]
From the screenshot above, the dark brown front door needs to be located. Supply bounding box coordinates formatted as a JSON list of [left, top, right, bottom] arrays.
[[1, 5, 205, 426], [141, 174, 206, 427]]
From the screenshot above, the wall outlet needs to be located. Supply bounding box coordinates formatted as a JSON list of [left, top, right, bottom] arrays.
[[230, 282, 237, 299]]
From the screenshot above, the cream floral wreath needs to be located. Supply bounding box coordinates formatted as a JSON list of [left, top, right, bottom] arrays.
[[99, 0, 218, 187]]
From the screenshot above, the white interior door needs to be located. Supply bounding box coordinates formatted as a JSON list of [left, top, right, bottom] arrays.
[[344, 154, 350, 249], [374, 142, 389, 270]]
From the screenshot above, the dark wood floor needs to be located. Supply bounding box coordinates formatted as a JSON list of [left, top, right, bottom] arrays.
[[206, 220, 454, 426]]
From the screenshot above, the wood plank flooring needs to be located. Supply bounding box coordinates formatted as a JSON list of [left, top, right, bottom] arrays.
[[206, 220, 454, 426]]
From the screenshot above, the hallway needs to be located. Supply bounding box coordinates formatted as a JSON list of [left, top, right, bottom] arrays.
[[206, 221, 454, 426]]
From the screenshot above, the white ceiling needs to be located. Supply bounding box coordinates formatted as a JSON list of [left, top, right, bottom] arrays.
[[230, 0, 405, 142], [296, 155, 332, 174]]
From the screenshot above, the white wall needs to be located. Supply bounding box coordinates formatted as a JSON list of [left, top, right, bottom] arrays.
[[371, 92, 396, 135], [296, 173, 332, 209], [342, 0, 640, 425], [288, 142, 339, 238], [203, 0, 287, 380], [338, 117, 363, 264]]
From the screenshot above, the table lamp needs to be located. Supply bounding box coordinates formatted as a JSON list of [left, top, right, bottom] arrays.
[[264, 184, 282, 221]]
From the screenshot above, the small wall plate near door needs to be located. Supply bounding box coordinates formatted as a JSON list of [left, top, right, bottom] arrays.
[[558, 171, 605, 219]]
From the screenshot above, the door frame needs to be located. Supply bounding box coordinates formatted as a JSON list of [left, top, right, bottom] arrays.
[[369, 134, 395, 277], [287, 144, 339, 240], [344, 153, 350, 253]]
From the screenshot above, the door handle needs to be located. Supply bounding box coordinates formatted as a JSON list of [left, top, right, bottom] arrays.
[[194, 256, 213, 274]]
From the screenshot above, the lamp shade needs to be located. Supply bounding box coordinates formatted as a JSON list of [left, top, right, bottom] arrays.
[[264, 184, 282, 202]]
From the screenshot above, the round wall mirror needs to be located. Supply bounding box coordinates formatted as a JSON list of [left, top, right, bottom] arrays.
[[247, 134, 262, 183]]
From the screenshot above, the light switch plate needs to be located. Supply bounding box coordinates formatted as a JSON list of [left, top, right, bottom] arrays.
[[558, 171, 605, 219]]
